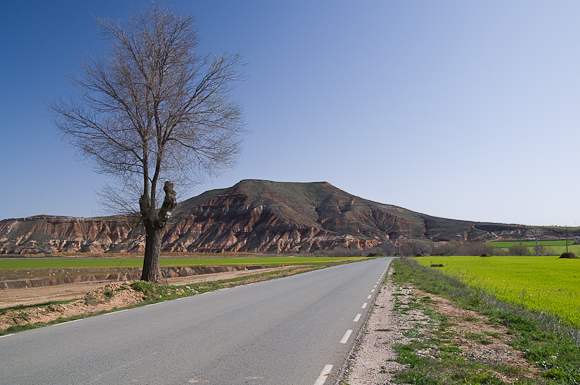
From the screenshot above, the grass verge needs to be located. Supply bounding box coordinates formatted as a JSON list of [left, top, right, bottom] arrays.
[[389, 258, 580, 384]]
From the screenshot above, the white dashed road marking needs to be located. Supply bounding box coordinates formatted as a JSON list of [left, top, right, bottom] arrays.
[[314, 364, 333, 385], [340, 329, 353, 344]]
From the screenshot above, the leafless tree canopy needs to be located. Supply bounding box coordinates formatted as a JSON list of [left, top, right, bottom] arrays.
[[51, 4, 245, 281], [51, 5, 244, 213]]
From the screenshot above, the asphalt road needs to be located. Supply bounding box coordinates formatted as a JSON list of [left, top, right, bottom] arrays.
[[0, 257, 393, 385]]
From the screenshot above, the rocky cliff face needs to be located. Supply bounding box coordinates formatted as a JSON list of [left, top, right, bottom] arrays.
[[0, 180, 571, 254], [0, 215, 145, 254]]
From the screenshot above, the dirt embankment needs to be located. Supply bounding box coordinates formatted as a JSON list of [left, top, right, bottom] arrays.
[[1, 282, 148, 331], [0, 265, 309, 333], [0, 266, 289, 309], [0, 265, 266, 290]]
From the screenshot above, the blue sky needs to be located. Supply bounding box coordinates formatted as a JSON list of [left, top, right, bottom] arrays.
[[1, 1, 580, 226]]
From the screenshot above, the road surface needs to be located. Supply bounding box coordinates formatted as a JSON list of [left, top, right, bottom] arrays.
[[0, 257, 393, 385]]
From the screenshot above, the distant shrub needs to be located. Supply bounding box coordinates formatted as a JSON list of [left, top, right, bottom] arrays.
[[507, 242, 530, 256], [491, 248, 506, 256], [559, 252, 579, 259]]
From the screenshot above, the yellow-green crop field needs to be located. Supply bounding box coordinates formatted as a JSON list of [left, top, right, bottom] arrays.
[[414, 256, 580, 327]]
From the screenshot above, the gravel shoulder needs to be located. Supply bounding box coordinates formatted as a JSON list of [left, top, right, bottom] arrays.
[[339, 266, 405, 384]]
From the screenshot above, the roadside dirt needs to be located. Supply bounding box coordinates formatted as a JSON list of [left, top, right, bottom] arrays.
[[0, 266, 289, 309], [341, 267, 539, 384], [341, 268, 406, 384], [0, 282, 148, 331], [1, 265, 325, 334], [0, 266, 303, 332]]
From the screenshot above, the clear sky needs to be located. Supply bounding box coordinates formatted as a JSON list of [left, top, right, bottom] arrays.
[[1, 0, 580, 226]]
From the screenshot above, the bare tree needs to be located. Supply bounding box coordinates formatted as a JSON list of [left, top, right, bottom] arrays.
[[51, 5, 245, 282]]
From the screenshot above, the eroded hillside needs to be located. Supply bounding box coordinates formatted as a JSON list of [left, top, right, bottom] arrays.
[[0, 180, 570, 254]]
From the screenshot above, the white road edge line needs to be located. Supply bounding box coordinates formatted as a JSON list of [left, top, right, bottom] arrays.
[[103, 309, 129, 316], [314, 364, 333, 385], [340, 330, 353, 344], [0, 333, 14, 338], [353, 314, 362, 322], [52, 319, 82, 327], [362, 303, 368, 309]]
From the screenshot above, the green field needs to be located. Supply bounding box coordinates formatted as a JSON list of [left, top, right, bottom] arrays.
[[486, 239, 580, 255], [414, 256, 580, 327], [487, 240, 573, 248], [0, 256, 370, 270]]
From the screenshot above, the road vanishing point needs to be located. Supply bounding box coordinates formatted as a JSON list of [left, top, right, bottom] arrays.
[[0, 257, 393, 385]]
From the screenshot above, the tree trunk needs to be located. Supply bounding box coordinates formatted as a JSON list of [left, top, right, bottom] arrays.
[[141, 222, 163, 282], [140, 181, 177, 283]]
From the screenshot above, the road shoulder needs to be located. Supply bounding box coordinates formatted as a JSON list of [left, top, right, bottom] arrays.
[[338, 267, 406, 384]]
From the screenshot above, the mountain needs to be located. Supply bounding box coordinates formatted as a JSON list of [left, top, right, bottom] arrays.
[[0, 180, 571, 254]]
